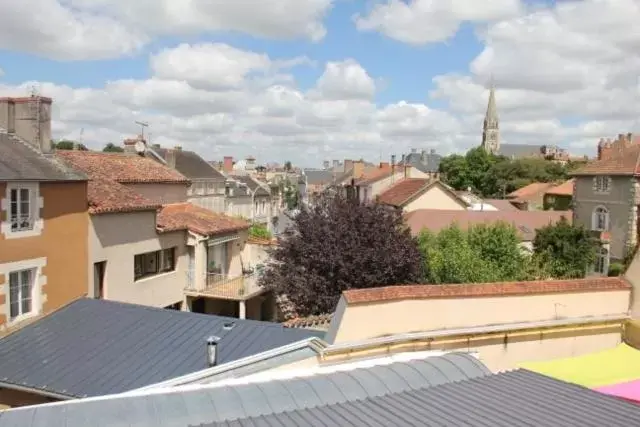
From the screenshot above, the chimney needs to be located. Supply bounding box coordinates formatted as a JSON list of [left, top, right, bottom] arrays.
[[411, 148, 417, 154], [344, 159, 354, 172], [379, 161, 389, 169], [206, 336, 219, 367], [123, 137, 139, 154], [166, 148, 177, 168], [401, 154, 406, 166], [391, 154, 396, 174], [333, 159, 340, 169], [323, 160, 330, 170], [174, 145, 182, 151], [420, 150, 426, 162], [223, 156, 234, 173], [0, 96, 53, 153], [353, 160, 365, 178]]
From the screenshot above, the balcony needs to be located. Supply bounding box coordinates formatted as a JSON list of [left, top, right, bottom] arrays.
[[184, 271, 265, 301]]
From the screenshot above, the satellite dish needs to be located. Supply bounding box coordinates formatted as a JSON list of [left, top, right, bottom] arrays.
[[134, 140, 146, 154]]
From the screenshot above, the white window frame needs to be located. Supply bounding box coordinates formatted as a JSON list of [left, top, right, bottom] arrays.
[[134, 248, 176, 281], [8, 269, 35, 321], [1, 182, 44, 239], [592, 206, 610, 231], [0, 257, 47, 325], [594, 176, 611, 194]]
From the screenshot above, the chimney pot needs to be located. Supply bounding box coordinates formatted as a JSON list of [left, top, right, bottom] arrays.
[[174, 145, 182, 151], [207, 336, 219, 367]]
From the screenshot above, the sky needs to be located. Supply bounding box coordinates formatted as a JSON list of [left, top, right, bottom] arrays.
[[0, 0, 639, 167]]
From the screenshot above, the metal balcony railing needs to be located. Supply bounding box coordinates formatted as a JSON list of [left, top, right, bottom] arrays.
[[184, 271, 264, 300], [10, 215, 35, 232]]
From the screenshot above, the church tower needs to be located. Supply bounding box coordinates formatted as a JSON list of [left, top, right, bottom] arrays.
[[481, 83, 500, 154]]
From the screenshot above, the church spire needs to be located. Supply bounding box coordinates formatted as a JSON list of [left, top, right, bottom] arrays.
[[481, 78, 500, 154]]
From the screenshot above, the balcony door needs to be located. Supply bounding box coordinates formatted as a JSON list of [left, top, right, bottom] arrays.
[[207, 243, 228, 276]]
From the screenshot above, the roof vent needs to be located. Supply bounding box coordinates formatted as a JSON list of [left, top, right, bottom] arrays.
[[222, 321, 235, 331], [207, 336, 220, 367]]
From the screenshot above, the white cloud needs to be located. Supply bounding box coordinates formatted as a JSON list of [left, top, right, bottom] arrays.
[[354, 0, 521, 45], [0, 0, 333, 60], [430, 0, 640, 150], [314, 59, 376, 100]]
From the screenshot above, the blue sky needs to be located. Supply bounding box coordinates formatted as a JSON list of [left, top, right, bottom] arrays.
[[0, 0, 634, 165]]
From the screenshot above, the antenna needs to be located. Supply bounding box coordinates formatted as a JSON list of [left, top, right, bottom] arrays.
[[135, 121, 149, 140]]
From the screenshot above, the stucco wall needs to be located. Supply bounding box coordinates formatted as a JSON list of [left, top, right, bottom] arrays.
[[125, 183, 188, 204], [327, 290, 630, 344], [0, 181, 88, 329], [573, 176, 632, 260], [403, 185, 467, 212], [89, 211, 187, 307]]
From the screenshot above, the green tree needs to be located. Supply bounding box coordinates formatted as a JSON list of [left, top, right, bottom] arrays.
[[103, 143, 124, 153], [284, 160, 292, 172], [418, 222, 527, 284], [53, 140, 88, 150], [532, 217, 597, 279], [282, 178, 299, 210]]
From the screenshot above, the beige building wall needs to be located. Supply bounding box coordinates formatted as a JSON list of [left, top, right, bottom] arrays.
[[327, 290, 630, 344], [89, 211, 187, 307], [403, 186, 468, 212], [125, 183, 188, 204]]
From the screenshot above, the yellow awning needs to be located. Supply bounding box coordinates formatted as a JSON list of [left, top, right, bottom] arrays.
[[521, 344, 640, 388]]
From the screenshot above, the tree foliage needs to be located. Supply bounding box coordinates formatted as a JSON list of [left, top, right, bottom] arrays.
[[281, 178, 300, 210], [53, 140, 88, 150], [439, 147, 576, 197], [249, 223, 272, 240], [418, 222, 527, 284], [532, 217, 597, 279], [103, 143, 124, 152], [259, 193, 424, 316]]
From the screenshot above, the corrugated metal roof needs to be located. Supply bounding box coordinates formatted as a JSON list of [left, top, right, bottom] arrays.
[[202, 369, 640, 427], [0, 353, 489, 427], [0, 299, 317, 398]]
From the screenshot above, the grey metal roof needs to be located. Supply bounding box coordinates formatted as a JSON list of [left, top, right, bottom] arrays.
[[202, 369, 640, 427], [498, 143, 544, 159], [303, 169, 334, 185], [0, 353, 490, 427], [234, 176, 270, 196], [151, 147, 226, 180], [402, 150, 442, 173], [0, 298, 317, 398], [0, 132, 86, 181]]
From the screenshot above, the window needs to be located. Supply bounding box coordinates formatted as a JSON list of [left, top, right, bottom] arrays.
[[10, 187, 33, 232], [592, 206, 609, 231], [594, 176, 611, 193], [134, 248, 176, 280], [9, 269, 34, 320], [594, 247, 609, 275]]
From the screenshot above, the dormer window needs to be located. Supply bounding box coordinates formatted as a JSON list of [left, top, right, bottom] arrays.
[[594, 176, 611, 193]]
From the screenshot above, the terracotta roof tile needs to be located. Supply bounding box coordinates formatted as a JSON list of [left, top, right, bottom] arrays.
[[545, 179, 575, 197], [157, 203, 249, 236], [343, 277, 631, 305], [57, 151, 190, 184], [283, 313, 333, 331], [88, 179, 161, 215], [404, 209, 571, 241], [377, 178, 431, 206], [572, 146, 640, 175], [507, 182, 556, 200]]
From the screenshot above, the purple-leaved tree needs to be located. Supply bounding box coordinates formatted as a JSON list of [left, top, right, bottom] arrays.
[[259, 192, 424, 316]]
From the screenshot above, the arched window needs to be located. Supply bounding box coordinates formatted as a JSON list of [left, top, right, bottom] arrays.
[[592, 206, 609, 231], [594, 247, 609, 275]]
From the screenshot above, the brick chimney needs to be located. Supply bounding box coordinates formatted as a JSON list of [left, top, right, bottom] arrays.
[[223, 156, 234, 173], [352, 160, 365, 178], [0, 96, 53, 153]]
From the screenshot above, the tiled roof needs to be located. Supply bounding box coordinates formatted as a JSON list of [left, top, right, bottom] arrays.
[[56, 150, 190, 183], [0, 132, 86, 181], [546, 179, 575, 196], [283, 313, 333, 331], [355, 165, 394, 185], [88, 178, 161, 215], [405, 209, 571, 241], [157, 202, 249, 236], [482, 198, 519, 211], [507, 182, 556, 200], [377, 178, 431, 206], [0, 298, 318, 399], [572, 147, 640, 175], [343, 277, 630, 305]]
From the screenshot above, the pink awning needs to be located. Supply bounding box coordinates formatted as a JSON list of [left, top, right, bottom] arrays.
[[596, 379, 640, 403]]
